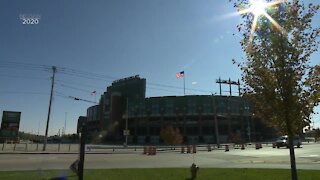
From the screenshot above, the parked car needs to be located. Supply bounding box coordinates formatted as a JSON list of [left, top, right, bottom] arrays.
[[275, 135, 301, 148]]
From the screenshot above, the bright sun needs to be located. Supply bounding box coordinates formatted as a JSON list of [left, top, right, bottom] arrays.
[[237, 0, 286, 46], [249, 0, 267, 16]]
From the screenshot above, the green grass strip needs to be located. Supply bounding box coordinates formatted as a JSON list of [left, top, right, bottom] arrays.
[[0, 168, 319, 180]]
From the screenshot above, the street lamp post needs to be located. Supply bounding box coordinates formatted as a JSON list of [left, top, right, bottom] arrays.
[[244, 105, 251, 143], [212, 93, 220, 147], [124, 98, 129, 147], [64, 112, 67, 136], [78, 122, 86, 180]]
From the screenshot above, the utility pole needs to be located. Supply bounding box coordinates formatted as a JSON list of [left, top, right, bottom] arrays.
[[43, 66, 56, 151]]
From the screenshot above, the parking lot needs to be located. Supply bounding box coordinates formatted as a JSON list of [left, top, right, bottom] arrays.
[[0, 142, 319, 171]]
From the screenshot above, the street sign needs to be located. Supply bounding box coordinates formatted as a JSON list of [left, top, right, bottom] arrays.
[[0, 111, 21, 140], [69, 159, 79, 175]]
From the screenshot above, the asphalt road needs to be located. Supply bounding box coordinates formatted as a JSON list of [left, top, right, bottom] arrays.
[[0, 143, 319, 171]]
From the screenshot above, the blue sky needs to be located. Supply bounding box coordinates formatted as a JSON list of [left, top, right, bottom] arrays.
[[0, 0, 319, 136]]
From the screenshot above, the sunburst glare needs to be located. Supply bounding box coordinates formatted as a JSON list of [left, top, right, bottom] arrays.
[[237, 0, 286, 47], [249, 0, 267, 16]]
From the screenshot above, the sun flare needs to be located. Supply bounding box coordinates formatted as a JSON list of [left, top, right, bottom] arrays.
[[249, 0, 267, 16], [238, 0, 286, 47]]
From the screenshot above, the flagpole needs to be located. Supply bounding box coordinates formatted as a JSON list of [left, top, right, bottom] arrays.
[[176, 71, 185, 96], [91, 91, 97, 103], [183, 72, 185, 96]]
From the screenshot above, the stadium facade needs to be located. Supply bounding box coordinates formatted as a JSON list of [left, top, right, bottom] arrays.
[[78, 75, 277, 144]]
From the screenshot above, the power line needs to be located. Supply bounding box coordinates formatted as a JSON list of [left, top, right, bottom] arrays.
[[57, 78, 191, 95], [56, 82, 95, 94], [55, 91, 69, 97], [0, 61, 214, 95], [0, 61, 51, 71], [0, 74, 49, 81], [68, 96, 98, 104], [0, 91, 48, 95], [55, 91, 98, 104], [56, 79, 106, 90], [55, 66, 213, 94], [56, 66, 116, 82], [57, 72, 213, 95], [58, 71, 109, 82]]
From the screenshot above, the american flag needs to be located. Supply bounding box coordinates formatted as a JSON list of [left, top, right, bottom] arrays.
[[176, 71, 184, 78]]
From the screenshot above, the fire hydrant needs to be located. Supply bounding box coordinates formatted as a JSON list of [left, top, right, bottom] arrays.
[[190, 163, 199, 179]]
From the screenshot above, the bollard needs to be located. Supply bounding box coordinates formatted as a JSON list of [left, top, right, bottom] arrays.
[[147, 146, 152, 155], [255, 143, 260, 149], [58, 143, 61, 152], [190, 163, 199, 179], [192, 145, 197, 153], [241, 144, 245, 150], [148, 147, 151, 155], [2, 143, 4, 151], [225, 145, 229, 152], [153, 146, 157, 155], [181, 146, 185, 153], [143, 147, 147, 154], [211, 145, 215, 150], [25, 143, 28, 152], [187, 145, 191, 153], [69, 144, 71, 152], [207, 144, 211, 152], [14, 143, 17, 151]]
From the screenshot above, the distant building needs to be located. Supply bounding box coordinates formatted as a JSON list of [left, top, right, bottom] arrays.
[[80, 75, 277, 144]]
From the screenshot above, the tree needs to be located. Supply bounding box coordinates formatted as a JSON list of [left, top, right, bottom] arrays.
[[230, 0, 320, 179], [160, 126, 183, 145]]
